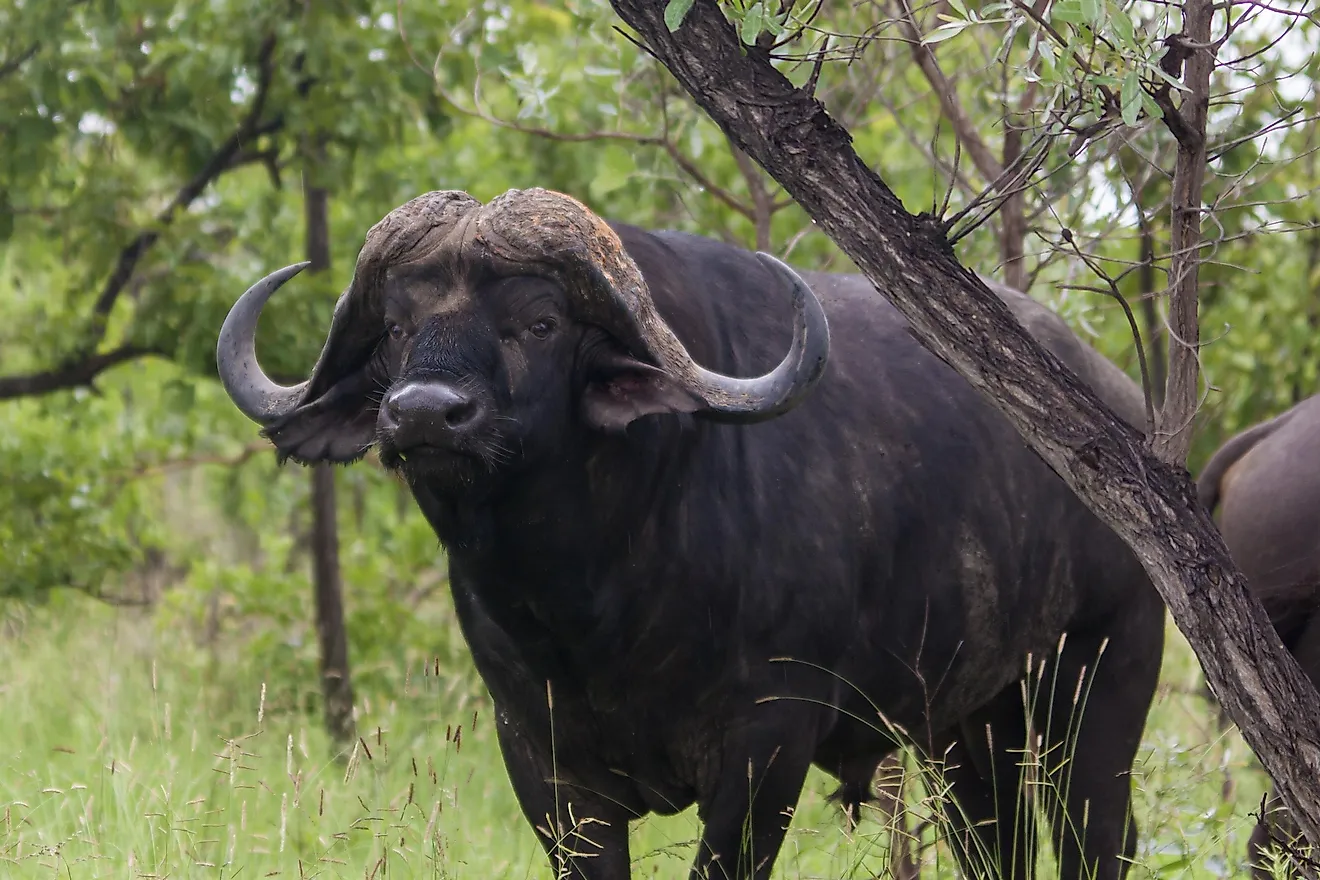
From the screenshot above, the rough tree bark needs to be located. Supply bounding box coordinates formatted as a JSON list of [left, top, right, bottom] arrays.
[[610, 0, 1320, 848], [303, 151, 356, 748]]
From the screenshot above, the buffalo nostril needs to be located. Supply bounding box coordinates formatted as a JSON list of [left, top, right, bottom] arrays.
[[443, 398, 479, 428]]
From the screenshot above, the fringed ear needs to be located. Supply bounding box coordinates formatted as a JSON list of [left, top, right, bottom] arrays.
[[582, 350, 702, 431], [263, 369, 383, 464], [263, 290, 388, 464]]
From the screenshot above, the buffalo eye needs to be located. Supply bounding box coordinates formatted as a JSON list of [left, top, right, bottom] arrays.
[[388, 322, 406, 341], [528, 318, 556, 340]]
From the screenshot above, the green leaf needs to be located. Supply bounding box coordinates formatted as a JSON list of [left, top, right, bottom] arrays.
[[762, 8, 788, 36], [740, 2, 766, 45], [946, 0, 969, 18], [1080, 0, 1102, 24], [922, 22, 969, 44], [1140, 90, 1165, 120], [1121, 70, 1143, 127], [664, 0, 695, 32], [1108, 3, 1136, 47], [1051, 0, 1085, 23], [588, 145, 636, 200]]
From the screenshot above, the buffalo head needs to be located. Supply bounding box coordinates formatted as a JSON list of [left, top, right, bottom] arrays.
[[216, 188, 829, 491]]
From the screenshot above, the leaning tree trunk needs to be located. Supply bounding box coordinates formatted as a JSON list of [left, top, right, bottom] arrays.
[[303, 147, 356, 748], [610, 0, 1320, 848]]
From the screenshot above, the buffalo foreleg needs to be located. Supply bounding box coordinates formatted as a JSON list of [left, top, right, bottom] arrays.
[[1248, 606, 1320, 880], [690, 703, 821, 880], [493, 712, 634, 880]]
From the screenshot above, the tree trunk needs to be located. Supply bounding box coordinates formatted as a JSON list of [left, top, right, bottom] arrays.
[[611, 0, 1320, 848], [304, 150, 356, 747], [1154, 0, 1213, 465]]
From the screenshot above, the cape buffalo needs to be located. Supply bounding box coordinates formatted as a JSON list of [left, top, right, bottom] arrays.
[[216, 187, 1164, 880], [1198, 392, 1320, 878]]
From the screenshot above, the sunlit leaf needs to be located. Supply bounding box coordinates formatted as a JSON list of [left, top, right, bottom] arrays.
[[1122, 70, 1143, 127], [664, 0, 696, 32], [740, 2, 766, 45], [923, 21, 970, 44]]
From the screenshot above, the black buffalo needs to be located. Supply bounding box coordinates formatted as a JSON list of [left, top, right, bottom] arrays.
[[1198, 392, 1320, 878], [216, 188, 1164, 880]]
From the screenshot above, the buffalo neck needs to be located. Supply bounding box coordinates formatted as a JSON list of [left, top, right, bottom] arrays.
[[410, 414, 697, 584], [408, 415, 720, 685]]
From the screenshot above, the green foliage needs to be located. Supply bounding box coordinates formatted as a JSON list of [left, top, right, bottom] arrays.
[[0, 395, 146, 599]]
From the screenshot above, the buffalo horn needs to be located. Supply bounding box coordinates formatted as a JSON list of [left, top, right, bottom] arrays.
[[472, 188, 831, 424], [677, 252, 829, 423], [215, 261, 311, 425]]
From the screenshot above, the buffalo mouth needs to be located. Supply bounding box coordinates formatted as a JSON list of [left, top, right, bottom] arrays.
[[373, 376, 512, 480], [376, 434, 509, 485]]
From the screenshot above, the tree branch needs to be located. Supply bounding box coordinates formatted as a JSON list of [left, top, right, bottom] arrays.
[[0, 345, 163, 400], [894, 0, 1003, 183], [612, 0, 1320, 851], [0, 42, 40, 82], [109, 440, 273, 485], [89, 34, 281, 330], [0, 34, 284, 402], [893, 0, 1032, 289], [729, 139, 780, 250]]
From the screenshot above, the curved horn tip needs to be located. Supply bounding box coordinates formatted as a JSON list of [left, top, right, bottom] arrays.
[[683, 251, 831, 425], [215, 261, 315, 426], [754, 251, 809, 292], [215, 261, 313, 362], [267, 260, 313, 287], [753, 250, 831, 354]]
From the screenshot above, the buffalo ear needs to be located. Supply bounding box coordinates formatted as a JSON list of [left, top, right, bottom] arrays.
[[582, 351, 702, 431], [258, 287, 389, 465], [262, 368, 382, 464]]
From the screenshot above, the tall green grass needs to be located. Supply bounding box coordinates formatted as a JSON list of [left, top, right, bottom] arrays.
[[0, 597, 1273, 879]]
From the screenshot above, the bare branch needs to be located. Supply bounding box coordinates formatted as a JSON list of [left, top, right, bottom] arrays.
[[1055, 235, 1158, 439], [0, 42, 39, 82], [0, 34, 285, 402], [729, 139, 781, 250], [1007, 0, 1118, 109], [0, 345, 164, 400], [88, 34, 282, 333], [418, 43, 760, 221], [109, 440, 273, 485], [875, 88, 980, 202], [1209, 108, 1316, 161], [894, 0, 1004, 182]]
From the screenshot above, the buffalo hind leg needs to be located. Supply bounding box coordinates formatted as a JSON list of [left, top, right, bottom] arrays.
[[931, 686, 1038, 880], [494, 712, 633, 880], [1033, 610, 1163, 880], [691, 703, 821, 880]]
